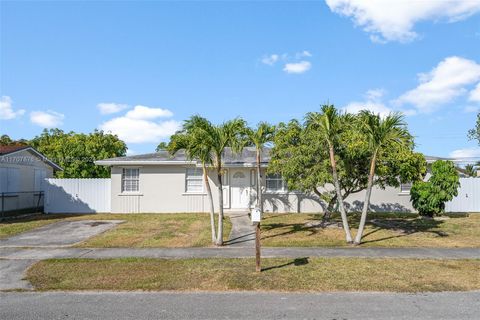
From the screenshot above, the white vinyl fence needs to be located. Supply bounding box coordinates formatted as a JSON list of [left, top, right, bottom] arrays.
[[445, 178, 480, 213], [44, 178, 111, 214]]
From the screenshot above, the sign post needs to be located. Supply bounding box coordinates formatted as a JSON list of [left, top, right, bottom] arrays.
[[251, 207, 262, 272]]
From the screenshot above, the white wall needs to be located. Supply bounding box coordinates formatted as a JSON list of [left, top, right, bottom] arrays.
[[44, 178, 111, 213]]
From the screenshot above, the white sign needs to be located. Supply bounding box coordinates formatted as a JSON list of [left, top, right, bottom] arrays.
[[251, 208, 261, 223]]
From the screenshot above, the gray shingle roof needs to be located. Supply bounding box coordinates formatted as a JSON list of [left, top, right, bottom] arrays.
[[96, 147, 271, 166]]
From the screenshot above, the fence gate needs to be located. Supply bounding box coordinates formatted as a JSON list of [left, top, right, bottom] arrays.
[[44, 178, 111, 213], [445, 178, 480, 213]]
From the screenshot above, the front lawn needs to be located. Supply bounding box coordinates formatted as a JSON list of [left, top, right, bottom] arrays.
[[27, 257, 480, 292], [261, 212, 480, 248], [0, 213, 231, 247]]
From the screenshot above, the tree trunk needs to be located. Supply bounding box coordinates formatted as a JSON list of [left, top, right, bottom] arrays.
[[215, 160, 224, 246], [203, 164, 216, 244], [329, 144, 353, 243], [256, 149, 263, 212], [354, 151, 377, 245]]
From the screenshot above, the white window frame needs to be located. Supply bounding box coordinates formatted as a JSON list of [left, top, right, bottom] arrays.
[[266, 173, 287, 193], [122, 168, 140, 193], [185, 168, 204, 193], [400, 182, 412, 194]]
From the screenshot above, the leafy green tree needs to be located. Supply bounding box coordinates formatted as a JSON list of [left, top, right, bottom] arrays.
[[354, 111, 413, 245], [30, 129, 127, 178], [0, 134, 28, 146], [156, 142, 168, 151], [244, 122, 275, 213], [168, 116, 217, 244], [464, 164, 478, 177], [468, 113, 480, 144], [269, 117, 425, 225], [305, 105, 353, 243], [410, 160, 460, 217]]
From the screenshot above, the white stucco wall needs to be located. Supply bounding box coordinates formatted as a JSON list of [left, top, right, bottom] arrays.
[[110, 165, 413, 213]]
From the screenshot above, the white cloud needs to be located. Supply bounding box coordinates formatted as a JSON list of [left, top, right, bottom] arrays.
[[325, 0, 480, 43], [261, 54, 280, 66], [296, 50, 312, 58], [342, 89, 393, 117], [394, 56, 480, 113], [283, 61, 312, 74], [125, 105, 173, 120], [0, 96, 25, 120], [30, 110, 64, 128], [469, 83, 480, 102], [99, 105, 178, 144], [97, 102, 129, 115], [449, 148, 480, 159]]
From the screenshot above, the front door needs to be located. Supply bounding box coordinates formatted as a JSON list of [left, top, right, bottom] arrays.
[[230, 170, 250, 209]]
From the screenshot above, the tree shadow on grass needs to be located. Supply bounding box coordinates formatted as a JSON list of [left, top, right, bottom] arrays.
[[262, 257, 309, 272], [261, 212, 449, 245]]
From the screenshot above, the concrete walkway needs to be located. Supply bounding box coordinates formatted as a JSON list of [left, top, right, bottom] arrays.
[[2, 247, 480, 260], [225, 212, 255, 247]]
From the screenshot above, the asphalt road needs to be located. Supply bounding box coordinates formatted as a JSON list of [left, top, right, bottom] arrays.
[[1, 291, 479, 320]]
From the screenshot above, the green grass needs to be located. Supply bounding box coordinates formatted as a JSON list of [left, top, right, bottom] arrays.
[[26, 257, 480, 292], [261, 212, 480, 248], [0, 213, 231, 247]]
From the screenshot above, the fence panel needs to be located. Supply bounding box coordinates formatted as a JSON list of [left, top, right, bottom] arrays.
[[445, 178, 480, 213], [44, 178, 111, 214]]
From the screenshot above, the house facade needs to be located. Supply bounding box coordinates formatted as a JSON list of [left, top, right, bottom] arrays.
[[0, 146, 62, 213], [96, 147, 436, 214]]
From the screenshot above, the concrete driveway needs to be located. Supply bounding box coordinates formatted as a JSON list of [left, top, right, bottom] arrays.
[[0, 220, 123, 247]]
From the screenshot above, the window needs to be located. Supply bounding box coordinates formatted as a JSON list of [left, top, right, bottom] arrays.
[[250, 169, 256, 187], [122, 168, 139, 192], [400, 182, 412, 193], [0, 167, 20, 193], [186, 168, 203, 193], [266, 173, 286, 192]]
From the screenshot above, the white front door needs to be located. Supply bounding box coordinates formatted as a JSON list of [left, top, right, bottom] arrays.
[[230, 170, 250, 209]]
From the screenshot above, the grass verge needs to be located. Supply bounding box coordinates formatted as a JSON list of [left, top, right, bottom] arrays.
[[261, 213, 480, 248], [27, 257, 480, 292], [0, 213, 231, 247]]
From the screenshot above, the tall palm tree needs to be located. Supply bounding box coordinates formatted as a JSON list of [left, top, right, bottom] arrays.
[[168, 117, 217, 243], [244, 122, 275, 213], [305, 105, 353, 243], [353, 111, 412, 245], [179, 116, 246, 245], [210, 119, 247, 245]]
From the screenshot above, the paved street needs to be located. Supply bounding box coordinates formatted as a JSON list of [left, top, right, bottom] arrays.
[[1, 291, 479, 319]]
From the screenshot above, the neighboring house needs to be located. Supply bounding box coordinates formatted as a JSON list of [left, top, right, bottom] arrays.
[[96, 147, 454, 214], [0, 145, 62, 213]]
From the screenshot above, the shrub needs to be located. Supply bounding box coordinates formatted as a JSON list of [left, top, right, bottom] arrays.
[[410, 160, 460, 217]]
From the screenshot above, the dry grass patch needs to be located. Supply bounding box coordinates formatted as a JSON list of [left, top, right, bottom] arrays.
[[27, 257, 480, 292], [0, 213, 231, 247], [261, 213, 480, 248]]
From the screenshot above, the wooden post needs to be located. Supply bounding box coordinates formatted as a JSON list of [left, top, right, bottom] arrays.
[[255, 222, 261, 272]]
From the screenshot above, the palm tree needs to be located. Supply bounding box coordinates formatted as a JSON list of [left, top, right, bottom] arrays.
[[210, 119, 247, 245], [465, 164, 478, 177], [305, 105, 353, 243], [168, 117, 217, 243], [353, 111, 412, 245], [244, 122, 275, 213], [178, 116, 246, 245]]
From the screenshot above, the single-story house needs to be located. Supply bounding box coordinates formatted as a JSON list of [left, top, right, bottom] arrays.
[[0, 145, 62, 213], [96, 147, 453, 214]]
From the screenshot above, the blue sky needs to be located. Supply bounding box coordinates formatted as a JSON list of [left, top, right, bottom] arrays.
[[1, 1, 480, 159]]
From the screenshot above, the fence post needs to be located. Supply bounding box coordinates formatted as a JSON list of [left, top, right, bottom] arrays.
[[1, 192, 4, 221]]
